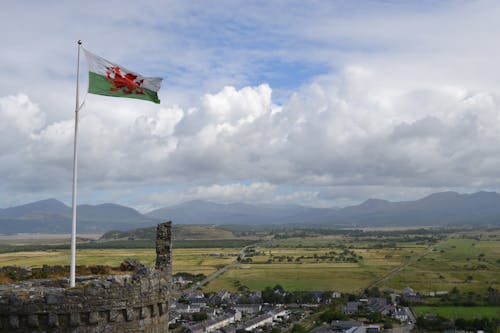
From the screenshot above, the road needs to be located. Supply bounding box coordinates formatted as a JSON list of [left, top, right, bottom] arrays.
[[364, 244, 436, 291], [179, 244, 254, 297]]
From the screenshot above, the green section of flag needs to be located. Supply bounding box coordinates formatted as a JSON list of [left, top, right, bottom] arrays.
[[88, 72, 160, 104]]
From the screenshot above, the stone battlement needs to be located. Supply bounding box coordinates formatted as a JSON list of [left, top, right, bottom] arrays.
[[0, 221, 172, 333]]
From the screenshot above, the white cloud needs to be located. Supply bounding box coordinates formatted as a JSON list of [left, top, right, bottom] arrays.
[[4, 1, 500, 209], [4, 69, 500, 209]]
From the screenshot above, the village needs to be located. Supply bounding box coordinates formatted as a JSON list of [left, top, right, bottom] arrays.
[[168, 275, 429, 333]]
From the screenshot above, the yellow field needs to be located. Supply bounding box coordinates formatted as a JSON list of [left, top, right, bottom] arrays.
[[0, 248, 237, 276], [1, 231, 499, 295]]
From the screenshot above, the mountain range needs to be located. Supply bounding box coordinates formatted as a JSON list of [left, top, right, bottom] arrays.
[[1, 191, 500, 233], [0, 199, 157, 233]]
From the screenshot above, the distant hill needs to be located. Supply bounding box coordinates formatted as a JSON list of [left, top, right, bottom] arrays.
[[2, 191, 500, 233], [100, 225, 237, 241], [330, 191, 500, 226], [146, 191, 500, 227], [146, 200, 310, 225], [0, 199, 159, 233]]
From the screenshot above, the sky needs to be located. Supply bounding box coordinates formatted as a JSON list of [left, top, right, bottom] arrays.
[[2, 0, 500, 212]]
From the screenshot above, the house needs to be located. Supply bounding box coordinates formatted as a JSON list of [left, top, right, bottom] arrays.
[[310, 325, 334, 333], [308, 291, 325, 303], [248, 291, 262, 303], [342, 302, 359, 315], [392, 309, 408, 322], [189, 298, 208, 307], [188, 291, 206, 299], [365, 325, 380, 332], [367, 298, 387, 312], [331, 292, 342, 299], [168, 310, 181, 324], [331, 320, 362, 332], [269, 308, 289, 321], [232, 304, 262, 314], [172, 302, 203, 314], [187, 311, 242, 333], [238, 313, 274, 331], [173, 275, 186, 284], [402, 287, 415, 297], [220, 325, 236, 333], [189, 304, 204, 313], [210, 289, 232, 304]]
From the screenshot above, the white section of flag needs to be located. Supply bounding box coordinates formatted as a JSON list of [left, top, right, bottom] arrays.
[[83, 48, 162, 92]]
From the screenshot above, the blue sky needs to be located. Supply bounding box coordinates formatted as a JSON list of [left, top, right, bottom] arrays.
[[2, 1, 500, 211]]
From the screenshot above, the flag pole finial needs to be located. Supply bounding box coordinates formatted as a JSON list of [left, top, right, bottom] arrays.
[[77, 40, 82, 45]]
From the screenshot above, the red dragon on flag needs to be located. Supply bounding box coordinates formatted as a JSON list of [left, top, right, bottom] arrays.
[[105, 66, 145, 95], [84, 48, 162, 103]]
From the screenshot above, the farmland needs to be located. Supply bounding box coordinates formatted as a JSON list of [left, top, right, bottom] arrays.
[[0, 227, 499, 296], [0, 248, 238, 276], [412, 306, 500, 320]]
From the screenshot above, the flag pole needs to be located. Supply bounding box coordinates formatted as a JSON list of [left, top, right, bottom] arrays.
[[70, 40, 82, 288]]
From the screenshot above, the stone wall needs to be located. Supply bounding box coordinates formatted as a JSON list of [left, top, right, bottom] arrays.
[[0, 221, 172, 333]]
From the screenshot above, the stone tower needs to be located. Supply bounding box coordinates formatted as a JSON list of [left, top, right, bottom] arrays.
[[155, 221, 172, 278]]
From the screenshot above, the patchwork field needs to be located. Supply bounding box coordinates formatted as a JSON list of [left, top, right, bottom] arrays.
[[412, 306, 500, 320], [0, 248, 237, 276], [1, 229, 499, 296], [203, 242, 428, 292], [380, 237, 500, 294]]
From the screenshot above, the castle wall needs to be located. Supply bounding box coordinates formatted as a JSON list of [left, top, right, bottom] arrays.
[[0, 221, 172, 333]]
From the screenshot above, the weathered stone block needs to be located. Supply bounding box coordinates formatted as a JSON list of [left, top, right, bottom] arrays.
[[9, 294, 22, 307], [28, 314, 39, 327], [8, 315, 19, 329], [89, 311, 100, 324], [70, 312, 80, 326], [109, 309, 124, 322], [46, 293, 63, 304], [48, 313, 59, 327], [86, 286, 100, 296], [158, 302, 166, 315], [125, 308, 135, 321], [66, 288, 84, 296], [140, 306, 149, 319]]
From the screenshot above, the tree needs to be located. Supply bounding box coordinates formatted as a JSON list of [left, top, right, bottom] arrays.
[[383, 319, 393, 329], [365, 287, 381, 297], [291, 324, 305, 333], [192, 312, 208, 322], [319, 309, 347, 323]]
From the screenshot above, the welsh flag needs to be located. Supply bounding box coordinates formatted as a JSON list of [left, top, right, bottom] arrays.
[[83, 49, 162, 104]]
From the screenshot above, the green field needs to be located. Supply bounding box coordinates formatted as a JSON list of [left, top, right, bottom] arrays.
[[203, 244, 427, 292], [1, 229, 499, 296], [380, 237, 500, 294], [412, 306, 500, 319]]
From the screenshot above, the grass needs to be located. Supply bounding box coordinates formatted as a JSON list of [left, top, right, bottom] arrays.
[[203, 245, 426, 292], [380, 237, 500, 294], [412, 306, 500, 319], [204, 263, 374, 292], [0, 248, 238, 276], [1, 230, 499, 297]]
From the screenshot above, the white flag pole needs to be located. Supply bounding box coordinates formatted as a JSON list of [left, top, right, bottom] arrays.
[[70, 40, 82, 288]]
